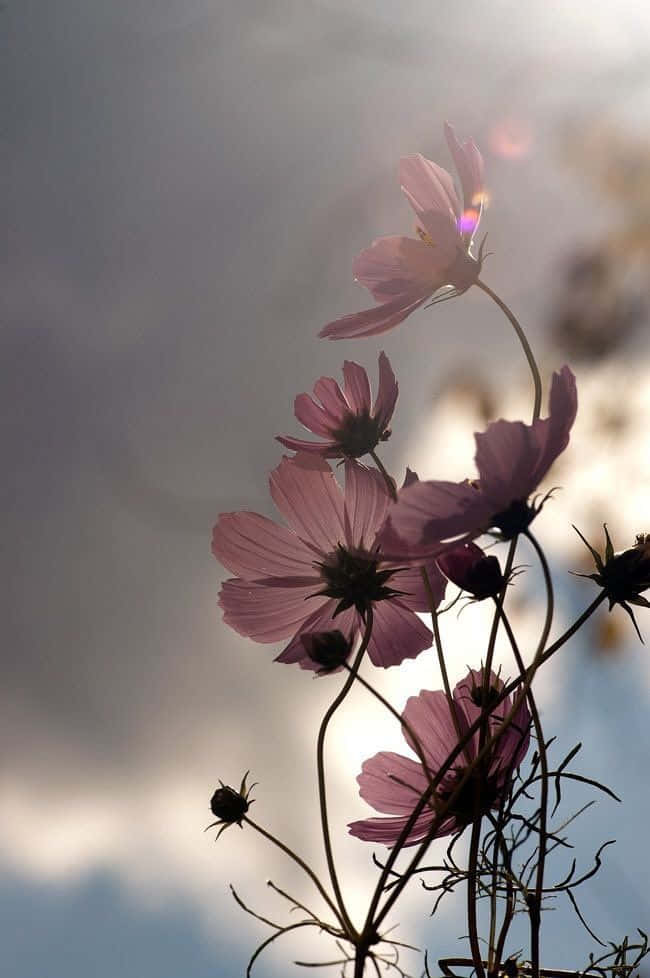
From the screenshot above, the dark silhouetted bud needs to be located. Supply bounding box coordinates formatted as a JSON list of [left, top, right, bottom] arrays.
[[206, 772, 256, 840], [437, 542, 504, 600], [574, 525, 650, 641], [301, 630, 352, 673]]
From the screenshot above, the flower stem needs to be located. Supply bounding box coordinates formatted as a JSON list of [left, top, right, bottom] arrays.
[[242, 816, 343, 927], [370, 449, 397, 502], [316, 610, 374, 939], [476, 279, 542, 422]]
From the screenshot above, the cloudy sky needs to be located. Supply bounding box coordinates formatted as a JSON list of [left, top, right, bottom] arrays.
[[4, 2, 650, 976]]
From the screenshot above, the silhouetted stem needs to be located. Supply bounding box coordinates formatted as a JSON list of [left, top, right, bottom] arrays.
[[317, 610, 374, 939], [476, 279, 542, 422]]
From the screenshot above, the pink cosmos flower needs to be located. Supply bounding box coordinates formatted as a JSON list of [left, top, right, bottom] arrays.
[[320, 123, 485, 340], [348, 668, 531, 847], [276, 352, 398, 459], [382, 366, 578, 557], [212, 453, 446, 671]]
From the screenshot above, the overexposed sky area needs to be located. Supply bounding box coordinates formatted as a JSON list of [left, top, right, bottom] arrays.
[[4, 2, 650, 976]]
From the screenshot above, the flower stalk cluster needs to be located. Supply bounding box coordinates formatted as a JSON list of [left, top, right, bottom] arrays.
[[206, 122, 648, 978]]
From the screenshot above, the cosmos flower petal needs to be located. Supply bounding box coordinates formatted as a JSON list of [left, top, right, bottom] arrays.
[[475, 419, 542, 506], [366, 598, 432, 667], [475, 365, 578, 506], [401, 688, 463, 770], [269, 454, 346, 554], [383, 479, 492, 550], [219, 578, 324, 642], [400, 153, 461, 222], [312, 377, 349, 422], [373, 351, 398, 430], [343, 460, 391, 549], [342, 360, 372, 414], [352, 236, 443, 301], [319, 289, 433, 340], [275, 434, 341, 456], [274, 601, 356, 668], [348, 811, 436, 847], [212, 511, 316, 579], [391, 558, 446, 613], [444, 122, 485, 217], [293, 392, 337, 437], [530, 365, 578, 486], [357, 751, 430, 814]]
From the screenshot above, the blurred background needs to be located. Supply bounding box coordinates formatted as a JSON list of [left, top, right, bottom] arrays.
[[3, 2, 650, 976]]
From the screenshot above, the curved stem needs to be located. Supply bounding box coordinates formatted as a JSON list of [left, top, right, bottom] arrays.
[[243, 816, 343, 927], [317, 611, 374, 938], [476, 279, 542, 422]]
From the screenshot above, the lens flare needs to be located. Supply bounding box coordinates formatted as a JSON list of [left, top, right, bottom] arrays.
[[489, 119, 533, 160], [458, 208, 480, 233]]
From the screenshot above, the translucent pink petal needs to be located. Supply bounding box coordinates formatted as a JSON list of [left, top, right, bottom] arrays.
[[401, 688, 463, 770], [372, 351, 398, 430], [390, 559, 446, 613], [400, 153, 461, 220], [319, 290, 432, 340], [312, 377, 349, 422], [475, 366, 577, 508], [529, 365, 578, 486], [293, 392, 337, 437], [341, 360, 371, 414], [384, 478, 492, 549], [366, 599, 432, 667], [212, 511, 315, 579], [348, 810, 437, 847], [475, 420, 541, 507], [343, 460, 391, 549], [269, 454, 345, 554], [219, 578, 324, 642], [352, 236, 441, 302], [274, 601, 356, 668], [275, 434, 340, 456], [357, 751, 430, 814], [453, 669, 531, 769], [444, 122, 485, 217]]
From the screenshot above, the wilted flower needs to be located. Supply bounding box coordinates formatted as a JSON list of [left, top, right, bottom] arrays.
[[437, 542, 504, 600], [212, 454, 445, 670], [574, 525, 650, 641], [381, 366, 577, 557], [277, 353, 398, 459], [207, 772, 256, 840], [320, 123, 485, 340], [348, 669, 531, 847]]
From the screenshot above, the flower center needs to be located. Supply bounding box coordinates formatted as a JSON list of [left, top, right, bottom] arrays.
[[491, 499, 535, 539], [438, 765, 499, 824], [316, 544, 399, 618], [331, 409, 386, 458]]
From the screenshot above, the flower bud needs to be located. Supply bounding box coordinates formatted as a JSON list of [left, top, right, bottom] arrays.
[[301, 629, 352, 672], [206, 771, 255, 840], [437, 542, 504, 600], [210, 785, 249, 823], [574, 525, 650, 641]]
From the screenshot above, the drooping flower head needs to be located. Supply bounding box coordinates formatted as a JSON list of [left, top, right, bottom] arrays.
[[320, 123, 485, 340], [382, 366, 577, 557], [277, 353, 398, 459], [348, 668, 531, 847], [212, 454, 445, 671], [437, 541, 504, 600]]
